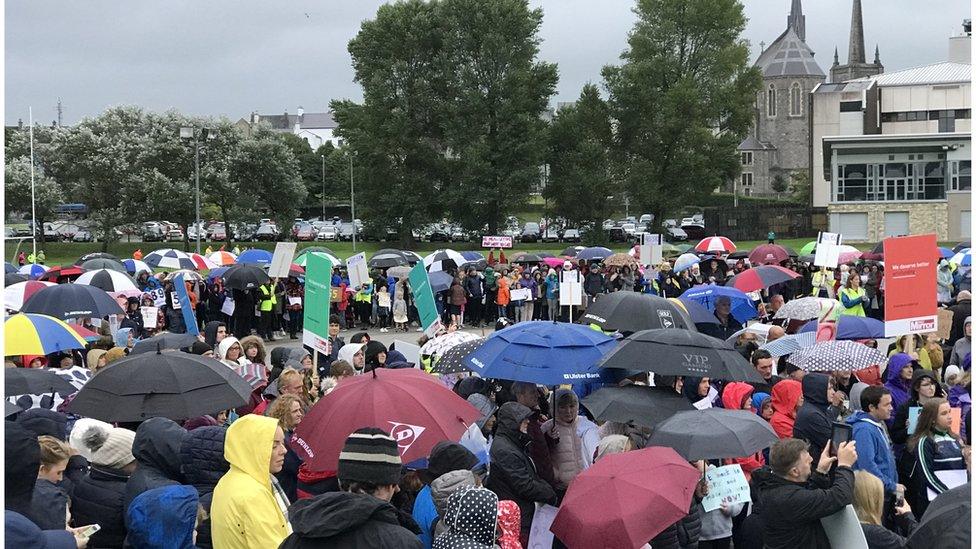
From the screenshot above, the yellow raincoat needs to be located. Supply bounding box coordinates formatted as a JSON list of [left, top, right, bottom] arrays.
[[210, 415, 291, 548]]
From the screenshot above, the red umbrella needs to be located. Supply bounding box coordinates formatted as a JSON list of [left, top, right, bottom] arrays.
[[725, 265, 801, 293], [550, 446, 701, 549], [695, 236, 736, 254], [68, 323, 100, 342], [292, 368, 481, 471], [748, 244, 789, 265], [287, 263, 305, 278], [37, 265, 86, 283]]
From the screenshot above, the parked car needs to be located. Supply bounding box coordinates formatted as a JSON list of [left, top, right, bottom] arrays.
[[609, 226, 628, 243], [167, 228, 184, 242], [254, 224, 280, 241], [143, 226, 165, 242], [541, 229, 561, 243], [520, 222, 541, 243], [72, 230, 93, 242], [621, 223, 637, 240], [209, 224, 227, 241], [561, 228, 581, 243], [294, 223, 316, 241], [639, 214, 654, 226], [235, 223, 257, 241], [315, 225, 338, 241], [428, 225, 451, 242], [450, 226, 469, 242], [666, 226, 688, 242], [681, 223, 706, 241]]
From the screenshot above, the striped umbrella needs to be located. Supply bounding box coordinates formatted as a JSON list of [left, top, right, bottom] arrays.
[[68, 323, 101, 342], [190, 253, 218, 270], [75, 269, 141, 296], [759, 332, 816, 357], [233, 363, 269, 389], [695, 236, 736, 254], [145, 249, 196, 270], [725, 265, 801, 293], [3, 281, 56, 311], [18, 264, 49, 279], [165, 269, 204, 282], [236, 249, 274, 265], [122, 259, 153, 275], [423, 249, 467, 273], [207, 251, 238, 267], [295, 251, 342, 268], [951, 248, 971, 266], [786, 340, 888, 372], [79, 258, 128, 274], [5, 313, 89, 355]]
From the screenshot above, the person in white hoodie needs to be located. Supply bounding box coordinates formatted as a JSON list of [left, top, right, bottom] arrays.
[[336, 342, 366, 374], [217, 337, 248, 368]]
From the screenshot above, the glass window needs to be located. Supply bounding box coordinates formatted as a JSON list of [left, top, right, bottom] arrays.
[[767, 85, 776, 118], [958, 160, 972, 191], [885, 163, 906, 178], [741, 173, 753, 187], [790, 83, 802, 116], [741, 152, 753, 166], [939, 111, 956, 132], [919, 162, 946, 200]]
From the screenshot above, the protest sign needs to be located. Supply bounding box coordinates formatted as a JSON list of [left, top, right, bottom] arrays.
[[559, 281, 582, 307], [330, 287, 341, 302], [149, 288, 166, 307], [288, 296, 302, 307], [482, 235, 513, 248], [139, 306, 158, 329], [220, 296, 235, 317], [172, 274, 199, 336], [929, 470, 968, 501], [268, 242, 298, 278], [936, 309, 954, 341], [701, 464, 751, 512], [346, 252, 369, 289], [409, 262, 442, 337], [640, 233, 663, 267], [561, 269, 580, 284], [393, 340, 421, 366], [884, 234, 938, 337], [908, 406, 959, 435], [302, 253, 334, 357], [527, 503, 558, 549], [821, 505, 869, 549], [814, 232, 842, 268], [510, 288, 532, 302], [170, 292, 182, 309]]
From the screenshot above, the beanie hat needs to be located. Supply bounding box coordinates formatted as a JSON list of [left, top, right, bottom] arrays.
[[190, 341, 213, 355], [426, 441, 478, 479], [69, 418, 113, 460], [85, 426, 136, 469], [944, 365, 962, 383], [337, 427, 402, 487]]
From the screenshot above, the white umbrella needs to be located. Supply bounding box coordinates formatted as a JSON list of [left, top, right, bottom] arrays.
[[75, 269, 141, 297], [3, 281, 56, 311], [145, 248, 196, 270], [423, 249, 467, 273], [673, 253, 701, 273]]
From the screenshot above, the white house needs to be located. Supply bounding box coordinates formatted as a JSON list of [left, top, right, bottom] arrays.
[[236, 107, 342, 149]]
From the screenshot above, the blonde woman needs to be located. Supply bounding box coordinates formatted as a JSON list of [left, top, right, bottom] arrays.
[[34, 436, 73, 530], [266, 394, 305, 501], [852, 471, 916, 546]]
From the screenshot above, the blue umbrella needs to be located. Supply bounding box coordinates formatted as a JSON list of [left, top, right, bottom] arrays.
[[236, 249, 274, 265], [460, 251, 484, 261], [207, 266, 230, 281], [798, 316, 885, 340], [576, 247, 613, 262], [428, 270, 454, 293], [463, 321, 618, 385], [939, 247, 955, 259], [5, 262, 17, 274], [673, 298, 720, 325], [680, 284, 757, 323]]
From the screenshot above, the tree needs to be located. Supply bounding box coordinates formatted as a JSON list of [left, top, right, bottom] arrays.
[[789, 170, 811, 204], [230, 127, 307, 230], [771, 169, 788, 193], [439, 0, 558, 233], [602, 0, 761, 228], [4, 156, 62, 244], [198, 120, 249, 244], [545, 84, 614, 243]]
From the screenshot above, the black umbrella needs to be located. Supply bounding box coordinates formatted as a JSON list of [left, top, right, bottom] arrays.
[[580, 292, 696, 334], [598, 329, 763, 383], [5, 273, 28, 285], [221, 263, 271, 290], [646, 408, 780, 461], [5, 262, 17, 274], [561, 246, 585, 257], [369, 252, 409, 269], [907, 483, 970, 549], [67, 350, 253, 422], [953, 242, 970, 254], [781, 247, 799, 258], [512, 253, 545, 264], [581, 385, 694, 428], [726, 251, 749, 260], [431, 338, 486, 375], [76, 252, 121, 266], [79, 258, 128, 273], [130, 333, 202, 355], [22, 283, 125, 320], [5, 368, 77, 397], [5, 401, 23, 417]]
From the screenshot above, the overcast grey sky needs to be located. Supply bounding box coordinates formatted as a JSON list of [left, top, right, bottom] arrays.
[[4, 0, 970, 125]]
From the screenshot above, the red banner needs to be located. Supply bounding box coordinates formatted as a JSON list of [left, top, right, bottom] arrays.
[[884, 234, 938, 337]]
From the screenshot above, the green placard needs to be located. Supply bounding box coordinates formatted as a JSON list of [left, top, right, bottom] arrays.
[[409, 262, 442, 337], [303, 252, 334, 354]]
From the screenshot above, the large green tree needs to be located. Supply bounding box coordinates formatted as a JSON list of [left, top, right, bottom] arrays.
[[230, 127, 307, 230], [4, 156, 63, 244], [602, 0, 761, 227]]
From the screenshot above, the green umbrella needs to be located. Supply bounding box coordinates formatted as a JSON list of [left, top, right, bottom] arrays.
[[799, 241, 817, 255]]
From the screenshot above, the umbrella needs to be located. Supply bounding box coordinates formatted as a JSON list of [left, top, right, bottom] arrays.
[[295, 251, 342, 268], [292, 367, 482, 471], [79, 258, 128, 273], [800, 241, 817, 255], [759, 332, 816, 357], [5, 273, 28, 285], [603, 253, 640, 269], [580, 292, 696, 333], [68, 323, 100, 342], [672, 297, 720, 325], [18, 263, 49, 279], [207, 251, 238, 266], [165, 269, 204, 282], [4, 313, 90, 355], [68, 350, 253, 422], [428, 270, 454, 293], [22, 284, 125, 320], [233, 363, 269, 389], [581, 384, 695, 428], [236, 248, 274, 265], [423, 249, 467, 272], [725, 265, 801, 293], [221, 264, 271, 290], [906, 483, 970, 549], [837, 245, 863, 264], [576, 247, 613, 262], [75, 269, 141, 296], [561, 245, 585, 257], [599, 329, 763, 383], [680, 284, 757, 323], [122, 258, 153, 275], [550, 446, 700, 549], [673, 252, 702, 273], [5, 402, 23, 417], [420, 330, 482, 357], [798, 253, 816, 264], [5, 368, 77, 397], [207, 266, 230, 281], [144, 249, 196, 270], [798, 316, 885, 340], [459, 251, 487, 271], [773, 296, 840, 321], [726, 250, 749, 260], [463, 321, 617, 385], [387, 265, 412, 279], [543, 257, 566, 268], [3, 281, 56, 311], [952, 241, 970, 254], [430, 338, 486, 375], [938, 247, 955, 259], [76, 252, 120, 265], [951, 248, 971, 266], [37, 265, 85, 283], [786, 340, 888, 372], [748, 244, 790, 265], [297, 245, 338, 257], [130, 333, 201, 355], [5, 262, 18, 274], [190, 253, 218, 270], [400, 250, 423, 265], [695, 236, 736, 254], [647, 408, 780, 461], [369, 251, 410, 269], [512, 253, 545, 265]]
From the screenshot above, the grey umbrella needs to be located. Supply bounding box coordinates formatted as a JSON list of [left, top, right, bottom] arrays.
[[130, 333, 202, 355], [646, 408, 780, 461], [5, 368, 77, 397], [80, 258, 128, 273], [581, 385, 694, 428]]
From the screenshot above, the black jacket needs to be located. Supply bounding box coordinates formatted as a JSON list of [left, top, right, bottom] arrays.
[[583, 272, 606, 296], [890, 370, 945, 446], [861, 511, 916, 549], [203, 321, 225, 348], [279, 491, 423, 549], [179, 426, 228, 549], [650, 498, 703, 549], [752, 465, 854, 549], [464, 275, 483, 299], [123, 417, 187, 513], [31, 479, 68, 530], [946, 299, 971, 347], [72, 465, 130, 548], [793, 373, 834, 459], [484, 402, 557, 535]]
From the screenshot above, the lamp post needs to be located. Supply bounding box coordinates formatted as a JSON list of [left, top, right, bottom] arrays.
[[349, 153, 356, 252], [320, 154, 326, 219], [180, 126, 216, 255]]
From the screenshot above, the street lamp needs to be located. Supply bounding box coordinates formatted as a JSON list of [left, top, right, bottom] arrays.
[[349, 152, 356, 252], [180, 126, 216, 255], [321, 154, 326, 219]]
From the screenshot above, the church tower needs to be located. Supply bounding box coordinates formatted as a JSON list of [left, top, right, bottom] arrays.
[[829, 0, 884, 82]]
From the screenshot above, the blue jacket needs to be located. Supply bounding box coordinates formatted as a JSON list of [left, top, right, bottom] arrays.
[[126, 485, 199, 549], [847, 410, 898, 493], [4, 510, 75, 549], [412, 484, 439, 549]]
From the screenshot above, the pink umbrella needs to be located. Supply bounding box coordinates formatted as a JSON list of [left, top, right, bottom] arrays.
[[543, 257, 566, 268], [190, 253, 218, 270], [837, 245, 863, 264]]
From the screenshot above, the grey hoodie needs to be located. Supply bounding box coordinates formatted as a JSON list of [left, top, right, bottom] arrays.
[[430, 470, 478, 537]]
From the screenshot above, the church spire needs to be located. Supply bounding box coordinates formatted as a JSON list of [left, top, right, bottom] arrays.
[[848, 0, 866, 64], [874, 44, 881, 64], [833, 47, 840, 66], [788, 0, 806, 42]]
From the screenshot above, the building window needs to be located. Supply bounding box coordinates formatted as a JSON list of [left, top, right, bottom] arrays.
[[790, 82, 802, 116], [939, 110, 956, 133], [915, 162, 946, 200], [840, 101, 863, 112], [951, 160, 972, 191], [766, 85, 776, 118], [741, 152, 753, 166], [834, 160, 951, 202], [741, 172, 753, 188]]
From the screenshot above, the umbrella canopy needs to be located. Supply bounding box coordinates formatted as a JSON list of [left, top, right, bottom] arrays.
[[430, 338, 486, 375], [463, 321, 617, 385], [748, 244, 790, 265], [428, 270, 455, 293], [680, 284, 757, 323], [145, 248, 196, 270], [165, 269, 204, 282], [67, 350, 253, 422], [459, 251, 488, 272], [580, 292, 696, 333], [76, 252, 121, 265], [672, 297, 720, 325], [233, 363, 268, 389], [122, 258, 153, 275], [673, 252, 702, 273], [387, 265, 412, 279], [576, 247, 613, 262], [6, 402, 23, 417], [599, 329, 762, 382], [5, 273, 28, 286], [295, 251, 342, 268], [221, 264, 271, 290], [725, 265, 801, 293], [581, 384, 694, 428], [837, 245, 863, 264], [542, 257, 566, 268], [37, 265, 85, 283], [190, 253, 218, 270], [603, 253, 640, 270], [773, 296, 840, 321], [5, 313, 89, 355], [75, 269, 140, 296], [207, 251, 237, 266], [550, 446, 700, 549], [5, 368, 77, 397], [800, 241, 817, 255], [5, 262, 19, 274], [952, 241, 970, 253], [798, 316, 885, 340], [726, 250, 749, 260], [236, 248, 274, 265], [423, 249, 467, 272], [207, 266, 230, 282], [561, 245, 585, 257], [786, 340, 888, 372], [906, 483, 970, 549], [512, 253, 545, 265], [68, 323, 100, 342], [79, 258, 128, 273], [22, 284, 124, 320], [292, 367, 482, 471], [19, 263, 50, 279], [695, 236, 736, 254], [648, 408, 780, 460], [938, 247, 955, 259], [759, 332, 816, 357], [420, 330, 482, 357], [3, 281, 56, 311], [368, 251, 410, 269], [130, 333, 202, 355], [951, 248, 971, 266]]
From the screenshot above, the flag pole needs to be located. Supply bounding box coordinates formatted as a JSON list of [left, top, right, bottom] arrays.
[[29, 106, 37, 259]]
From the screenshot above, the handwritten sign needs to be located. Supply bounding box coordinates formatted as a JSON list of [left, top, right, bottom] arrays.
[[814, 231, 842, 268], [140, 306, 158, 329], [346, 252, 369, 289], [149, 288, 166, 307], [701, 464, 751, 512], [268, 242, 298, 278], [482, 235, 513, 249], [510, 288, 532, 302], [527, 503, 558, 549]]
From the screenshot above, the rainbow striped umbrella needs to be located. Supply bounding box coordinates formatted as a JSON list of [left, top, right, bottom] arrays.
[[5, 313, 89, 356]]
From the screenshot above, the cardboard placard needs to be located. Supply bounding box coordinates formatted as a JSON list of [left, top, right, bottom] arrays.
[[884, 234, 938, 337], [559, 281, 582, 306], [268, 242, 298, 278], [814, 231, 842, 268], [481, 235, 513, 248], [936, 309, 954, 341], [701, 464, 751, 512], [140, 306, 158, 329], [510, 288, 532, 302], [820, 505, 869, 549], [346, 252, 369, 289], [330, 287, 341, 303], [393, 340, 421, 366], [527, 503, 558, 549], [908, 406, 961, 435]]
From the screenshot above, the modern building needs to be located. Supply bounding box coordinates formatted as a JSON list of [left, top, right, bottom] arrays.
[[236, 107, 341, 149], [812, 21, 972, 242]]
